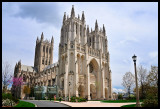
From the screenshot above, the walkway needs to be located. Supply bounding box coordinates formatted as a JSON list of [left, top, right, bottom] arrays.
[[22, 100, 70, 107], [54, 101, 137, 107]]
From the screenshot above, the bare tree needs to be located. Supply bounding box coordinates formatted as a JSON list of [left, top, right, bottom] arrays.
[[137, 65, 148, 99], [2, 61, 13, 93], [122, 72, 135, 98]]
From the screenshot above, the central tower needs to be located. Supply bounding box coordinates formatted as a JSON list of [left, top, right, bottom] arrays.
[[34, 32, 54, 72]]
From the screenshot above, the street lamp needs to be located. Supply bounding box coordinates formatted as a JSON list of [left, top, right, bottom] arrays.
[[132, 54, 140, 107], [69, 82, 71, 101]]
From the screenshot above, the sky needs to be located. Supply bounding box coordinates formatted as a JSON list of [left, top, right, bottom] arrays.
[[2, 2, 158, 93]]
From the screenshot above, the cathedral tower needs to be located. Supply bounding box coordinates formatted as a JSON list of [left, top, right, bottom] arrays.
[[58, 5, 112, 100], [34, 32, 54, 72]]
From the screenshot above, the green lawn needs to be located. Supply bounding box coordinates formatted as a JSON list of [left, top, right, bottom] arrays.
[[121, 104, 136, 107], [14, 101, 35, 107], [101, 99, 143, 103], [121, 104, 144, 107]]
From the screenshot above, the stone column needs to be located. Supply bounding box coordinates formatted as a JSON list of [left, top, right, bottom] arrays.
[[64, 58, 68, 100], [75, 56, 79, 97], [87, 64, 91, 100], [102, 68, 105, 99]]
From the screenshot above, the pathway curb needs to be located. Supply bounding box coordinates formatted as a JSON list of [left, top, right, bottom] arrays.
[[54, 101, 72, 107]]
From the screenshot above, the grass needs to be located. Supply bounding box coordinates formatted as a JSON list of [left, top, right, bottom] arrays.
[[121, 104, 136, 107], [121, 104, 144, 107], [101, 99, 143, 103], [14, 101, 35, 107]]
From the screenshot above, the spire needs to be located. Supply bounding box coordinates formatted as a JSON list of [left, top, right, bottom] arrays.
[[87, 25, 90, 33], [36, 36, 39, 44], [51, 36, 54, 44], [95, 19, 98, 31], [103, 24, 106, 36], [81, 11, 85, 22], [78, 14, 80, 19], [91, 28, 92, 32], [18, 60, 21, 66], [63, 12, 66, 24], [41, 32, 44, 41], [71, 5, 75, 18]]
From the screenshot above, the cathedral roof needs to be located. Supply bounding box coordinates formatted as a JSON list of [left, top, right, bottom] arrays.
[[21, 65, 37, 73], [43, 62, 59, 71]]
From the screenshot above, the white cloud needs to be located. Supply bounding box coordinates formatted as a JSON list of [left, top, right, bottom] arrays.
[[113, 88, 126, 94]]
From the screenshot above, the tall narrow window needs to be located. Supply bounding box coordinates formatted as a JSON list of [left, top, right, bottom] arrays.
[[49, 48, 51, 53], [42, 59, 44, 64], [80, 25, 82, 36], [46, 47, 48, 53], [46, 60, 47, 65], [76, 23, 78, 35], [43, 46, 45, 52]]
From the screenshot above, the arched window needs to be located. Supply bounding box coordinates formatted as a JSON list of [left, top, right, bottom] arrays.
[[89, 63, 94, 73], [23, 75, 26, 82], [43, 46, 45, 52]]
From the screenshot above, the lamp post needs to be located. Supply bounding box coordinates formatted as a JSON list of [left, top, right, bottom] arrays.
[[69, 82, 71, 101], [132, 54, 140, 107]]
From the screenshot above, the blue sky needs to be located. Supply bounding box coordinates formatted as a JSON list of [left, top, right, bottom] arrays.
[[2, 2, 158, 93]]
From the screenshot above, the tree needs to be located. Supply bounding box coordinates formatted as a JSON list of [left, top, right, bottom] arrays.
[[122, 72, 135, 99], [2, 61, 13, 93], [137, 65, 148, 99], [8, 77, 23, 99], [23, 86, 31, 99], [142, 66, 158, 107], [147, 66, 158, 87]]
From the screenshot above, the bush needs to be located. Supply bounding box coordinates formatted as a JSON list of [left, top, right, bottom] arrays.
[[77, 97, 86, 102], [70, 96, 87, 102], [2, 93, 12, 100], [142, 99, 158, 107], [118, 94, 123, 100], [2, 99, 16, 107], [2, 93, 19, 103], [70, 96, 76, 102]]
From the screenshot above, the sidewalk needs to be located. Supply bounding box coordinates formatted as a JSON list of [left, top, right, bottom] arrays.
[[54, 101, 136, 107]]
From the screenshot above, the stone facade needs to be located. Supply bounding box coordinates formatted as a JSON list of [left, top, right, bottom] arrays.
[[11, 5, 112, 100]]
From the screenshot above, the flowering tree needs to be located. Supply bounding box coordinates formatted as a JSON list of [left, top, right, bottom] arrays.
[[8, 76, 24, 99], [9, 77, 23, 90]]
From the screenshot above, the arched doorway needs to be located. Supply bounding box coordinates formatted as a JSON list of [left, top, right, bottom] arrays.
[[90, 84, 96, 99], [78, 85, 85, 98], [89, 58, 99, 100]]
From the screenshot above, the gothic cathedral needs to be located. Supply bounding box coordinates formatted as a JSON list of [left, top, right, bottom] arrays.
[[12, 5, 112, 100]]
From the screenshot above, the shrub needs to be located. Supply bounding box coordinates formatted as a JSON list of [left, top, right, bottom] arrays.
[[2, 93, 19, 103], [2, 93, 12, 100], [118, 94, 123, 100], [2, 99, 16, 107], [70, 96, 87, 102], [70, 96, 76, 102], [77, 97, 86, 102], [142, 99, 158, 107]]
